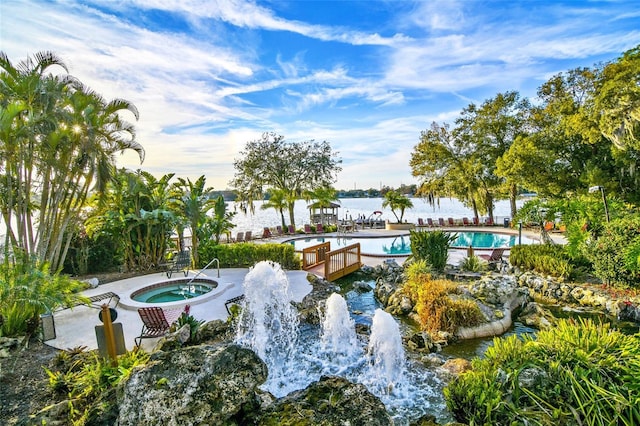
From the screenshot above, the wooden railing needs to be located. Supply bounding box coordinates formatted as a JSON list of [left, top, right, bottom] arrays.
[[324, 243, 361, 282], [302, 242, 331, 269]]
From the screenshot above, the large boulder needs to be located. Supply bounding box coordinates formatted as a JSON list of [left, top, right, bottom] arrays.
[[117, 344, 267, 425], [257, 375, 393, 425]]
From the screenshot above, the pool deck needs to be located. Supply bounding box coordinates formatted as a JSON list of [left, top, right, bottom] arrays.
[[45, 226, 562, 353]]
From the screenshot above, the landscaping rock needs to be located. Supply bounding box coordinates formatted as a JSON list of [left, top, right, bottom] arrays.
[[257, 375, 393, 425], [518, 302, 556, 329], [117, 344, 267, 425], [441, 358, 472, 376]]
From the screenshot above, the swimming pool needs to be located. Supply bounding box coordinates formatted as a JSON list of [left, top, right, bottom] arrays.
[[289, 231, 537, 256]]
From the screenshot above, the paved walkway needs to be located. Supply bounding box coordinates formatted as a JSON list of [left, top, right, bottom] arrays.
[[45, 226, 563, 353]]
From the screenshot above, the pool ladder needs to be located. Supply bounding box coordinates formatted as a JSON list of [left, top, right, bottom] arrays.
[[186, 257, 220, 285]]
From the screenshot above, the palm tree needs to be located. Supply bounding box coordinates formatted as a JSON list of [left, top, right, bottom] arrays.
[[261, 188, 289, 229], [209, 196, 236, 244], [171, 176, 216, 267], [382, 190, 414, 223]]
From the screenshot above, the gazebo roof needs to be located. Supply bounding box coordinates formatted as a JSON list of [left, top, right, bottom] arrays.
[[308, 201, 341, 209]]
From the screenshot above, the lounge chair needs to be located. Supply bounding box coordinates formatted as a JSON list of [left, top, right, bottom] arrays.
[[234, 231, 244, 242], [462, 217, 470, 226], [304, 224, 312, 233], [472, 217, 480, 226], [275, 226, 284, 236], [478, 248, 506, 266], [161, 250, 190, 278], [244, 231, 252, 241], [316, 223, 324, 233], [484, 217, 494, 226], [427, 218, 435, 227], [135, 307, 181, 347], [262, 227, 272, 238], [447, 217, 455, 226], [287, 224, 295, 234], [438, 218, 446, 227], [417, 218, 425, 227]]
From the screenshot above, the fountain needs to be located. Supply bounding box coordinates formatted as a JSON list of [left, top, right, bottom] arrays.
[[234, 261, 449, 424]]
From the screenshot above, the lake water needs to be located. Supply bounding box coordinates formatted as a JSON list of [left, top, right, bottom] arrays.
[[230, 197, 524, 236]]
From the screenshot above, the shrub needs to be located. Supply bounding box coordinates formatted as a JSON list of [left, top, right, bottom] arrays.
[[0, 253, 88, 337], [509, 244, 574, 279], [409, 230, 457, 273], [46, 347, 150, 424], [586, 214, 640, 287], [402, 269, 484, 334], [444, 318, 640, 425], [459, 255, 485, 272], [198, 241, 301, 270]]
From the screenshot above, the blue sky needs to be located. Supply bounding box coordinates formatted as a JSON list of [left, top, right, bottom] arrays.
[[1, 1, 639, 191]]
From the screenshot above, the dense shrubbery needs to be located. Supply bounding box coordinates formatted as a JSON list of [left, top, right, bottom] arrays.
[[509, 244, 574, 279], [197, 241, 301, 270], [0, 254, 88, 337], [586, 214, 640, 287], [409, 230, 457, 273], [445, 318, 640, 425], [403, 261, 485, 334], [45, 348, 150, 425]]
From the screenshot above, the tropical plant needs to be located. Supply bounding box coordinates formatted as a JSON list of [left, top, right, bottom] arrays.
[[509, 244, 575, 280], [198, 241, 301, 270], [304, 185, 339, 226], [382, 190, 413, 223], [459, 255, 485, 272], [174, 304, 205, 342], [171, 175, 217, 267], [0, 253, 87, 337], [409, 230, 457, 273], [445, 318, 640, 425], [0, 51, 144, 271], [230, 132, 341, 226], [205, 196, 236, 245], [261, 188, 289, 229]]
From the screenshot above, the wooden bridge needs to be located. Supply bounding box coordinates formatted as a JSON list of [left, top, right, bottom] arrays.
[[301, 242, 362, 281]]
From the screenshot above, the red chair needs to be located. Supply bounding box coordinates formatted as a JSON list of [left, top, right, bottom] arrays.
[[287, 224, 295, 234], [462, 217, 470, 226], [262, 227, 272, 238], [135, 307, 181, 347], [447, 218, 455, 226], [478, 248, 506, 266], [316, 223, 324, 233]]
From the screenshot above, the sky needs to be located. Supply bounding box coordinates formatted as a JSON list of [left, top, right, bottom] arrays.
[[1, 1, 639, 191]]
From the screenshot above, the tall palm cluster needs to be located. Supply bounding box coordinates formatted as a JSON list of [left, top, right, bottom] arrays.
[[0, 51, 144, 271]]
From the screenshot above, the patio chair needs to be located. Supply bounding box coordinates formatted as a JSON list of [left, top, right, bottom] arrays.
[[304, 224, 312, 233], [287, 224, 295, 234], [478, 248, 506, 266], [244, 231, 252, 241], [234, 231, 244, 242], [135, 307, 181, 347], [447, 217, 455, 226], [427, 218, 435, 227], [438, 218, 446, 227], [473, 217, 480, 226], [161, 250, 190, 278], [417, 218, 427, 227], [275, 226, 284, 236], [262, 227, 272, 238], [316, 223, 324, 233], [462, 217, 470, 226]]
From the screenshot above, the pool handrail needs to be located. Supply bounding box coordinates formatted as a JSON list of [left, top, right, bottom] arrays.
[[187, 257, 220, 284]]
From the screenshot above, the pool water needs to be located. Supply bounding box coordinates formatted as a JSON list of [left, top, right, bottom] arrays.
[[132, 283, 214, 303], [289, 231, 536, 256]]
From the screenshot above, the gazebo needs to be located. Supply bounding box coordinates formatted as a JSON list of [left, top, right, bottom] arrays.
[[308, 201, 340, 225]]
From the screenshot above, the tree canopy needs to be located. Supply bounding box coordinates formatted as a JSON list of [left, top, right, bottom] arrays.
[[231, 132, 341, 226]]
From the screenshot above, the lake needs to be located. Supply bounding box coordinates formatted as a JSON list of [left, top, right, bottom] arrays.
[[230, 197, 525, 236]]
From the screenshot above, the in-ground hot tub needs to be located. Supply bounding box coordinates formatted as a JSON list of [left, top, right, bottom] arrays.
[[119, 276, 232, 310]]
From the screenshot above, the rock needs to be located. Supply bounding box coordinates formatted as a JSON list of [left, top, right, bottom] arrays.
[[421, 353, 445, 367], [410, 413, 438, 426], [0, 336, 20, 352], [517, 302, 556, 329], [295, 275, 340, 325], [352, 280, 373, 292], [517, 366, 548, 389], [83, 277, 99, 288], [257, 376, 393, 425], [196, 319, 232, 343], [408, 331, 435, 353], [441, 358, 472, 376], [117, 344, 267, 425]]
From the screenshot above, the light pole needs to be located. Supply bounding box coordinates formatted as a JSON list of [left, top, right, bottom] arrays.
[[589, 186, 610, 223]]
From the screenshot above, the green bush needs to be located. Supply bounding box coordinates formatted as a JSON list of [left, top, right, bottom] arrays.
[[0, 254, 88, 337], [197, 241, 301, 270], [459, 255, 485, 272], [586, 214, 640, 287], [444, 318, 640, 425], [509, 244, 574, 279], [409, 230, 457, 273]]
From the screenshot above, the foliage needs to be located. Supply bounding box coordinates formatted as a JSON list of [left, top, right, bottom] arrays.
[[0, 51, 143, 272], [84, 169, 178, 272], [46, 347, 150, 425], [459, 255, 485, 272], [402, 266, 484, 334], [509, 244, 574, 280], [203, 195, 236, 245], [0, 253, 88, 337], [381, 190, 414, 223], [198, 241, 301, 270], [230, 132, 341, 227], [444, 318, 640, 425], [586, 214, 640, 287], [174, 304, 205, 342], [409, 230, 457, 273]]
